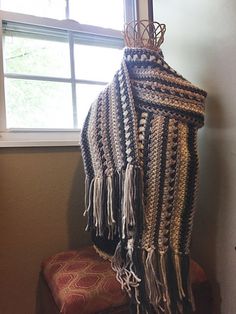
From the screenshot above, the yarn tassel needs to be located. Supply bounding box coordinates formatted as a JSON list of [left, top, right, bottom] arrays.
[[93, 177, 104, 236], [121, 164, 136, 239], [135, 288, 141, 314], [143, 249, 164, 313], [84, 176, 89, 210], [111, 239, 141, 296], [107, 175, 116, 239], [84, 177, 95, 231], [173, 253, 196, 313], [174, 254, 186, 301], [160, 252, 172, 314], [83, 177, 92, 216]]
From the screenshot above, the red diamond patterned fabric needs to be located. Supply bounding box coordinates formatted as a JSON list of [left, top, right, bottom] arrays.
[[42, 246, 209, 314], [42, 246, 128, 314]]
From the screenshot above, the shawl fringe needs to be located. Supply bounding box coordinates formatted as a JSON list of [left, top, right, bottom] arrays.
[[84, 164, 141, 240], [84, 165, 195, 313], [142, 249, 195, 314]]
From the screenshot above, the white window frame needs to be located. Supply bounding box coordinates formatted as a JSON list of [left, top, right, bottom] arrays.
[[0, 0, 150, 147]]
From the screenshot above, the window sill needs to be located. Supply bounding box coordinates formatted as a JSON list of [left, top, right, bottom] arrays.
[[0, 140, 80, 147], [0, 129, 81, 147]]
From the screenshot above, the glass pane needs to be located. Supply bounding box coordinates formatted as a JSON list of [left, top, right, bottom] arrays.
[[1, 0, 66, 20], [70, 0, 124, 30], [74, 45, 122, 82], [76, 84, 104, 128], [4, 34, 70, 78], [5, 79, 73, 128]]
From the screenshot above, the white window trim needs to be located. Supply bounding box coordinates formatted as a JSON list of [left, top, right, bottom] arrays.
[[0, 0, 150, 147]]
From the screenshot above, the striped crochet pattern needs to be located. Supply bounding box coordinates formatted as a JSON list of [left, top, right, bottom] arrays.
[[81, 47, 207, 314]]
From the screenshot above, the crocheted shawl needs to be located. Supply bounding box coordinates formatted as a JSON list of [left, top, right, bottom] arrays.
[[81, 47, 207, 314]]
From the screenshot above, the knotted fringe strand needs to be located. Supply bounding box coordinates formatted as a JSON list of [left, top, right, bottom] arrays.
[[111, 240, 141, 297], [83, 177, 95, 231], [174, 252, 197, 313], [160, 252, 172, 314], [173, 252, 196, 314], [106, 175, 116, 239], [92, 177, 104, 236], [121, 163, 136, 239], [84, 176, 89, 211], [174, 253, 186, 301], [143, 249, 164, 313], [179, 253, 196, 313]]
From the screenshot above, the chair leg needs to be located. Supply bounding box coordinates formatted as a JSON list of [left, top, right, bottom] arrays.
[[37, 272, 60, 314], [193, 282, 213, 314]]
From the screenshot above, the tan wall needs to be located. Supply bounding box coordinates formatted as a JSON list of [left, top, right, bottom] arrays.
[[154, 0, 236, 313], [0, 147, 90, 314]]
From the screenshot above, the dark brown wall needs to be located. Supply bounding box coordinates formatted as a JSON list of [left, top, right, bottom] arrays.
[[0, 147, 90, 314]]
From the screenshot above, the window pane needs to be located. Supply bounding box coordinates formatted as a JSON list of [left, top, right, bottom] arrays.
[[4, 34, 70, 78], [1, 0, 66, 20], [70, 0, 124, 30], [74, 45, 122, 82], [5, 79, 73, 128], [76, 84, 104, 128]]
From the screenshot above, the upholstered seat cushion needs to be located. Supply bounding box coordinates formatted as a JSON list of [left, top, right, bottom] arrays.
[[41, 246, 210, 314], [42, 246, 128, 314]]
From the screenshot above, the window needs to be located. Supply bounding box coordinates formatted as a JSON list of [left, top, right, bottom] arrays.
[[3, 23, 123, 130], [0, 0, 150, 147], [1, 0, 125, 30]]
